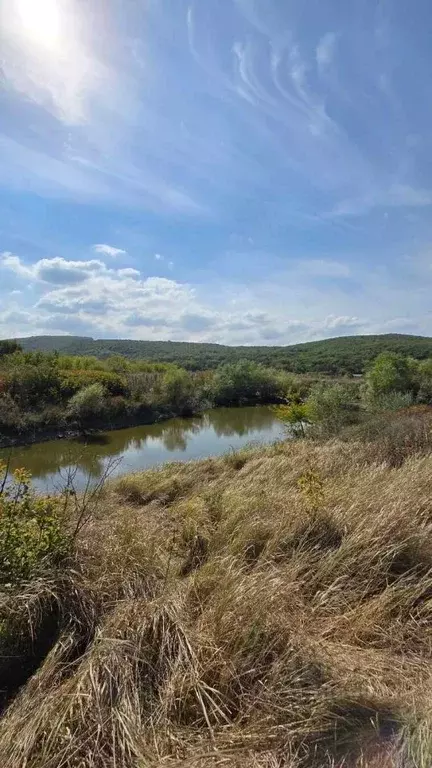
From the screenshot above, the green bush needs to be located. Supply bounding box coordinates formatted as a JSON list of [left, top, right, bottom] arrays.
[[0, 464, 69, 585], [67, 383, 106, 429], [60, 369, 128, 398], [272, 402, 310, 437], [159, 368, 201, 415], [5, 363, 62, 408], [307, 382, 360, 436], [416, 359, 432, 404], [212, 361, 283, 406], [0, 393, 23, 432], [364, 352, 417, 404]]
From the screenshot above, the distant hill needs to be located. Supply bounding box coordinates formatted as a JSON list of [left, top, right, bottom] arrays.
[[13, 333, 432, 374]]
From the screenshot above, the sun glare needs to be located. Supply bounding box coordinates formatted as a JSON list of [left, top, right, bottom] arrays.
[[16, 0, 61, 49]]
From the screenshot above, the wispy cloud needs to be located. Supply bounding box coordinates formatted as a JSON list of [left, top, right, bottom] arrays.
[[1, 0, 432, 343], [92, 244, 127, 258]]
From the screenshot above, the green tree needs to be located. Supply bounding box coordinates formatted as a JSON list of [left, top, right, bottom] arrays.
[[364, 352, 417, 406], [0, 340, 22, 357]]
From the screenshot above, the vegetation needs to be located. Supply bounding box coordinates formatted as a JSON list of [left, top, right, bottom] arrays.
[[0, 347, 293, 445], [0, 462, 69, 585], [272, 351, 432, 441], [2, 409, 432, 764], [14, 332, 432, 373], [3, 339, 432, 449]]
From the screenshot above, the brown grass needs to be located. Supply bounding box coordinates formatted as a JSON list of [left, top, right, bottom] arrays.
[[1, 425, 432, 766]]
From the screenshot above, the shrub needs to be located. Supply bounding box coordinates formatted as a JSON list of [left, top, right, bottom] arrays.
[[367, 390, 414, 412], [416, 358, 432, 404], [212, 361, 283, 406], [67, 383, 106, 429], [307, 382, 360, 436], [0, 463, 69, 585], [5, 363, 62, 408], [0, 393, 22, 432], [159, 368, 199, 415], [272, 402, 310, 437], [364, 352, 418, 404], [60, 369, 128, 398]]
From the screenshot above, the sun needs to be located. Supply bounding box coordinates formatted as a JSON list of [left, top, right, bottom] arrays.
[[16, 0, 61, 49]]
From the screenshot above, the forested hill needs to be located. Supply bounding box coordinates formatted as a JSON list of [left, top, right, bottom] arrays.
[[13, 333, 432, 374]]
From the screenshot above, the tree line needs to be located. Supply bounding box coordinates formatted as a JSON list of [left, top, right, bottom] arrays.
[[1, 340, 432, 446], [14, 332, 432, 374], [0, 343, 298, 443]]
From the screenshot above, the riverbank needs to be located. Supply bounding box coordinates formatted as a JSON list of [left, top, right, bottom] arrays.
[[0, 406, 173, 449], [0, 398, 286, 450], [0, 406, 286, 493], [1, 412, 432, 766]]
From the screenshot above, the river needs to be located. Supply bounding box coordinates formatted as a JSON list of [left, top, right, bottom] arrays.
[[0, 406, 286, 493]]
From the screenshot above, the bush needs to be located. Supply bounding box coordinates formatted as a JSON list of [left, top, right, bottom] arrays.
[[0, 463, 69, 585], [272, 402, 310, 437], [367, 390, 414, 412], [60, 369, 128, 398], [212, 361, 283, 406], [0, 393, 22, 432], [364, 352, 417, 404], [307, 382, 360, 436], [416, 359, 432, 404], [67, 383, 106, 429], [6, 363, 62, 408], [159, 368, 200, 415]]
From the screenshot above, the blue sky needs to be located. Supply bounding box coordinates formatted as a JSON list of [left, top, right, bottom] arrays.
[[0, 0, 431, 345]]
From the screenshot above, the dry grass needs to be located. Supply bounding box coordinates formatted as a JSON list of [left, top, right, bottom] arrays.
[[1, 426, 432, 766]]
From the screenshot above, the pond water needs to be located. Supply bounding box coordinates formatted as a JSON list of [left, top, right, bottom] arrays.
[[1, 406, 286, 493]]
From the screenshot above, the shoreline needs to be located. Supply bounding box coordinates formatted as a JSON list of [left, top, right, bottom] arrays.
[[0, 400, 281, 450], [0, 410, 182, 450]]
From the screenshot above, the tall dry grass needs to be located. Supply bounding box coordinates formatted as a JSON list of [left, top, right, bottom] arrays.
[[2, 416, 432, 766]]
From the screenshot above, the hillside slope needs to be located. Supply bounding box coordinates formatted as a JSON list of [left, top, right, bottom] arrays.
[[13, 333, 432, 373], [2, 419, 432, 766]]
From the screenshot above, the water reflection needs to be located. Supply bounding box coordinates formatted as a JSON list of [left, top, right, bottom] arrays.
[[1, 406, 285, 492]]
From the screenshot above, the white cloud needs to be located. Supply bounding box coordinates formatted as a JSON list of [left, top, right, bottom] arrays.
[[1, 252, 34, 279], [324, 314, 361, 330], [4, 246, 432, 347], [36, 257, 106, 284], [1, 253, 107, 285], [117, 268, 140, 278], [155, 253, 163, 260], [92, 244, 127, 258]]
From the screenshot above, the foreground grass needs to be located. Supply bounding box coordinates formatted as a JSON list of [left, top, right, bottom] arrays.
[[2, 425, 432, 766]]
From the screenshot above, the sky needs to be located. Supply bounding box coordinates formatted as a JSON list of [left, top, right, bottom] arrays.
[[0, 0, 432, 346]]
